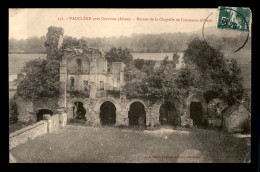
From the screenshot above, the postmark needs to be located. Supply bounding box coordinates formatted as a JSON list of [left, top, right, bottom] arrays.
[[202, 7, 251, 52], [217, 6, 251, 32]]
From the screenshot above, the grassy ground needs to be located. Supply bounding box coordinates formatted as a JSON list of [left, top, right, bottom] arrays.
[[10, 125, 250, 163]]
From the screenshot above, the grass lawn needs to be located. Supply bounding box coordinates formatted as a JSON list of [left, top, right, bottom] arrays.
[[10, 125, 250, 163]]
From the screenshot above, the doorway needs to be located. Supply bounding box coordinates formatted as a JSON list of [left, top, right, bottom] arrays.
[[73, 102, 86, 120], [190, 102, 203, 126], [159, 101, 178, 127], [100, 101, 116, 125], [128, 102, 146, 128]]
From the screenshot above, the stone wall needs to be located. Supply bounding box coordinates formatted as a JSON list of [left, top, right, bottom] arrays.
[[16, 97, 59, 123], [9, 109, 67, 150], [16, 97, 35, 122], [33, 97, 59, 114], [9, 120, 47, 149], [223, 105, 250, 133]]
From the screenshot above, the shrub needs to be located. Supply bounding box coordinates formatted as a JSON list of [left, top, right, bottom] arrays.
[[9, 97, 18, 124]]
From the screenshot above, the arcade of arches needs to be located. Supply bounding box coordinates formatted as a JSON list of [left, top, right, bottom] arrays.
[[65, 94, 207, 127]]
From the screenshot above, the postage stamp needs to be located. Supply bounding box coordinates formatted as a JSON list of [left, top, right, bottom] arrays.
[[217, 6, 251, 32]]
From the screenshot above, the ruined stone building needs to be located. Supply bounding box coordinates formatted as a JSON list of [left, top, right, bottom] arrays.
[[15, 26, 213, 129]]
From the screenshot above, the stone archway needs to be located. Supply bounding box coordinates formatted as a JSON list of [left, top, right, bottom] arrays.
[[100, 101, 116, 125], [73, 101, 86, 120], [128, 101, 146, 128], [36, 109, 53, 122], [126, 99, 149, 127], [190, 102, 203, 126], [67, 98, 88, 119], [93, 97, 121, 125], [186, 94, 207, 126], [159, 101, 178, 127]]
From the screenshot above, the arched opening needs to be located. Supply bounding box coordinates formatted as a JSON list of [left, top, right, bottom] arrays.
[[36, 109, 53, 122], [70, 77, 74, 90], [100, 101, 116, 125], [76, 59, 82, 72], [128, 102, 146, 128], [159, 101, 178, 127], [73, 101, 86, 120], [190, 102, 203, 126]]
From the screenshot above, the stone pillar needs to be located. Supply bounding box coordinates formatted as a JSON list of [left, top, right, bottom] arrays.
[[115, 110, 129, 126], [57, 108, 67, 127], [92, 112, 101, 126], [89, 83, 97, 99], [150, 104, 161, 127], [89, 57, 97, 99], [43, 114, 52, 133], [146, 108, 151, 126], [119, 63, 125, 94], [58, 58, 67, 108]]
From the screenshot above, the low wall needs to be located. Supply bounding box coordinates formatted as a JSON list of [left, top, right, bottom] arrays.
[[9, 109, 67, 150], [9, 120, 47, 149]]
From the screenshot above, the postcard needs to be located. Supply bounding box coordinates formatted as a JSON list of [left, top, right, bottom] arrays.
[[9, 8, 251, 163]]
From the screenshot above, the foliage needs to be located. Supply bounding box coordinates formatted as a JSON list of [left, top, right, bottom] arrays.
[[133, 59, 156, 74], [141, 56, 184, 104], [134, 59, 145, 70], [124, 65, 147, 99], [105, 47, 133, 66], [62, 36, 88, 49], [9, 32, 251, 54], [9, 95, 18, 124], [16, 59, 60, 100], [9, 36, 46, 54], [183, 38, 244, 105], [140, 38, 245, 106]]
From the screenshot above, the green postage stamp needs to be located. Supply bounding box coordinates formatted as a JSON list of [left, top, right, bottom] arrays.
[[217, 6, 251, 32]]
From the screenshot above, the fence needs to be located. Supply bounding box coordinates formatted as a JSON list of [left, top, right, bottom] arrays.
[[9, 109, 67, 150]]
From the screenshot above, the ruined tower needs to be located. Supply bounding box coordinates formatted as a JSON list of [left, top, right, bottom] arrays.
[[45, 26, 66, 108], [44, 26, 64, 60]]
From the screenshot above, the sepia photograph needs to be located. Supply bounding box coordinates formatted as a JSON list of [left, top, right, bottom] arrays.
[[9, 8, 251, 163]]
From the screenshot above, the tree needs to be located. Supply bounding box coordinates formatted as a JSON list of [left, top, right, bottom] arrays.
[[134, 59, 145, 70], [62, 36, 88, 49], [140, 38, 244, 107], [141, 56, 181, 104], [105, 47, 133, 66], [9, 94, 18, 124], [16, 59, 60, 100], [124, 65, 147, 99], [183, 38, 244, 105]]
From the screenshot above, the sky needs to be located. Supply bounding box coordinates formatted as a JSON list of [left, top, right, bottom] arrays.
[[9, 8, 217, 39]]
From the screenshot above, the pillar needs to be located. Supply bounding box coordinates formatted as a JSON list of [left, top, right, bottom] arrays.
[[43, 114, 52, 133], [57, 108, 67, 127]]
